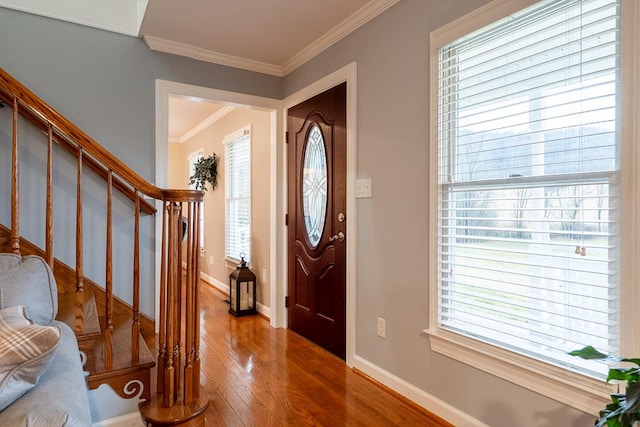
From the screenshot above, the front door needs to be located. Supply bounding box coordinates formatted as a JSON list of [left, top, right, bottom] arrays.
[[287, 83, 347, 359]]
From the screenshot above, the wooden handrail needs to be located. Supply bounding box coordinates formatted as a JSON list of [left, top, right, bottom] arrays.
[[0, 69, 165, 200], [0, 78, 157, 215], [1, 67, 208, 424]]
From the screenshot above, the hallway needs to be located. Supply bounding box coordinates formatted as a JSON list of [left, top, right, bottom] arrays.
[[161, 282, 452, 426]]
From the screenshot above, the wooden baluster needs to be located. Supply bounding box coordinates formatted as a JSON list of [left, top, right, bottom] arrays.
[[184, 202, 194, 403], [104, 171, 114, 370], [157, 202, 168, 394], [75, 148, 85, 333], [192, 200, 202, 399], [10, 98, 20, 255], [163, 201, 179, 407], [132, 191, 140, 363], [45, 124, 54, 268], [173, 203, 182, 399]]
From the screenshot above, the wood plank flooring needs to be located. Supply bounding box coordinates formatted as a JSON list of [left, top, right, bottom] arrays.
[[147, 283, 452, 427]]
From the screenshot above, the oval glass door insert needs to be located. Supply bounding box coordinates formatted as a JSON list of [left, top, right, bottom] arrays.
[[302, 125, 328, 247]]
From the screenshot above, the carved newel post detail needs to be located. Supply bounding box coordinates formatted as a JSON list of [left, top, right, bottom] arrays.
[[139, 192, 209, 427]]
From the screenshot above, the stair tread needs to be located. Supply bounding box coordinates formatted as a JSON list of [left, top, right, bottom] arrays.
[[87, 313, 155, 383], [56, 290, 101, 338]]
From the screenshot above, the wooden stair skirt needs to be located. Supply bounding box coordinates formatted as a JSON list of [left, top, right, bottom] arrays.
[[57, 293, 155, 401]]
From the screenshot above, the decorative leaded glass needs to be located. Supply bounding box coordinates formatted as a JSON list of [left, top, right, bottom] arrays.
[[302, 125, 327, 247]]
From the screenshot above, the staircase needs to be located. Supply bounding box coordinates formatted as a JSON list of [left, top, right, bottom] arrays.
[[0, 68, 208, 426]]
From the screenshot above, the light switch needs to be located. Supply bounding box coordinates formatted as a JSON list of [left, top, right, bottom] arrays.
[[355, 178, 372, 198]]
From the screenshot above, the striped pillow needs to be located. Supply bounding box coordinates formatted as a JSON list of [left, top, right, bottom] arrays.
[[0, 305, 61, 411]]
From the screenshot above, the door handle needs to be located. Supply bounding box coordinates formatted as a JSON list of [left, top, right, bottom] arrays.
[[329, 232, 345, 242]]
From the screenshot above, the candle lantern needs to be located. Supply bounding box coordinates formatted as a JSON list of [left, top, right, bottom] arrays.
[[228, 254, 257, 316]]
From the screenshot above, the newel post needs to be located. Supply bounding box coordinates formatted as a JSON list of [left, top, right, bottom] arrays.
[[139, 191, 208, 427]]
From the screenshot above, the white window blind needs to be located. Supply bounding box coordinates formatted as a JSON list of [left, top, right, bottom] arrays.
[[437, 0, 620, 378], [225, 132, 251, 262]]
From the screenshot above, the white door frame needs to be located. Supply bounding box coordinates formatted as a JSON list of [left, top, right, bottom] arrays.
[[282, 62, 357, 366], [154, 80, 283, 327], [154, 61, 357, 366]]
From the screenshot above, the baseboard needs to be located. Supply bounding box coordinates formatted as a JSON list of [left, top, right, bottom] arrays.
[[353, 355, 489, 427], [200, 271, 271, 320], [92, 412, 143, 427]]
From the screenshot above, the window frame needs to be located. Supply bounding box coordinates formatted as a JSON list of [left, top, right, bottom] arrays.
[[425, 0, 640, 413], [224, 125, 252, 263]]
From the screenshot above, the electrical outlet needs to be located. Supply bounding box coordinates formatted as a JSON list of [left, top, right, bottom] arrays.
[[377, 317, 386, 338], [356, 178, 372, 198], [262, 268, 268, 283], [208, 255, 214, 265]]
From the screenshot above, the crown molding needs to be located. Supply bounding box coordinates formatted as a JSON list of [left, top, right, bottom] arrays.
[[282, 0, 400, 75], [174, 105, 235, 144], [144, 36, 284, 77], [144, 0, 399, 77]]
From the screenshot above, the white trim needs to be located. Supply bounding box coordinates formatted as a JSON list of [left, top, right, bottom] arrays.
[[144, 36, 284, 77], [281, 0, 400, 75], [155, 80, 282, 331], [0, 2, 143, 37], [143, 1, 397, 77], [425, 329, 611, 415], [175, 106, 235, 144], [201, 271, 229, 295], [282, 62, 357, 366], [427, 0, 639, 415], [353, 355, 489, 427], [223, 124, 251, 145], [429, 0, 540, 48]]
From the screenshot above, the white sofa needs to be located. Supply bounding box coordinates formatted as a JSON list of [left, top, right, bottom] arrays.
[[0, 254, 91, 426]]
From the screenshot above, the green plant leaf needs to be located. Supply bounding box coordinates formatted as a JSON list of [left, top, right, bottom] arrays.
[[569, 346, 609, 360], [189, 154, 218, 191], [622, 358, 640, 367], [607, 368, 640, 383]]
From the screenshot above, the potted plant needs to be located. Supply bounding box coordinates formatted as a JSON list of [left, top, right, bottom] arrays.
[[189, 153, 218, 191], [570, 346, 640, 427]]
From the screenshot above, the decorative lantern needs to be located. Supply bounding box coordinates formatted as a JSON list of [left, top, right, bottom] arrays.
[[228, 254, 257, 316]]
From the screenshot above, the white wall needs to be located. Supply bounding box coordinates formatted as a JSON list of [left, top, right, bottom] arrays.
[[168, 108, 272, 308]]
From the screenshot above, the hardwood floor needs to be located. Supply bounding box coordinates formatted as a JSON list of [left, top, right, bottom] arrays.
[[148, 282, 453, 427]]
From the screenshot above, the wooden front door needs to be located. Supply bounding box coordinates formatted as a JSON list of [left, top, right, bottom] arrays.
[[287, 83, 347, 359]]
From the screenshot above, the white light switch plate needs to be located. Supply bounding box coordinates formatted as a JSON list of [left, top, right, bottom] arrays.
[[356, 178, 372, 198]]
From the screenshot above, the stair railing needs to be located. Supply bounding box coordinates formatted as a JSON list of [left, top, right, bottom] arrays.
[[0, 68, 208, 424]]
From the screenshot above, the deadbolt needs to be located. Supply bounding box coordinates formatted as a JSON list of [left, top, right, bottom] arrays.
[[338, 212, 345, 222]]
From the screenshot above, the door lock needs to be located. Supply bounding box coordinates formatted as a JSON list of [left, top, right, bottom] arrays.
[[329, 232, 345, 242], [338, 212, 345, 222]]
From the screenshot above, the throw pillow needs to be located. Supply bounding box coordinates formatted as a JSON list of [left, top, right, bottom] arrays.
[[0, 255, 58, 324], [0, 305, 61, 411]]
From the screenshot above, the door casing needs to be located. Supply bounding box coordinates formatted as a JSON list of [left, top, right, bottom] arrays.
[[282, 62, 357, 366], [154, 62, 357, 367]]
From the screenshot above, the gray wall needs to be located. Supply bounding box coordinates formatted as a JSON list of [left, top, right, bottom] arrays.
[[284, 1, 594, 426], [0, 2, 599, 425], [0, 7, 281, 316]]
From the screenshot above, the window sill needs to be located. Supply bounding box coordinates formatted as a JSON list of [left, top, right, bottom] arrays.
[[423, 328, 612, 415]]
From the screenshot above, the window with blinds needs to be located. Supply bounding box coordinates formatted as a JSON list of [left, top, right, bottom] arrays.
[[225, 131, 251, 262], [436, 0, 620, 378]]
